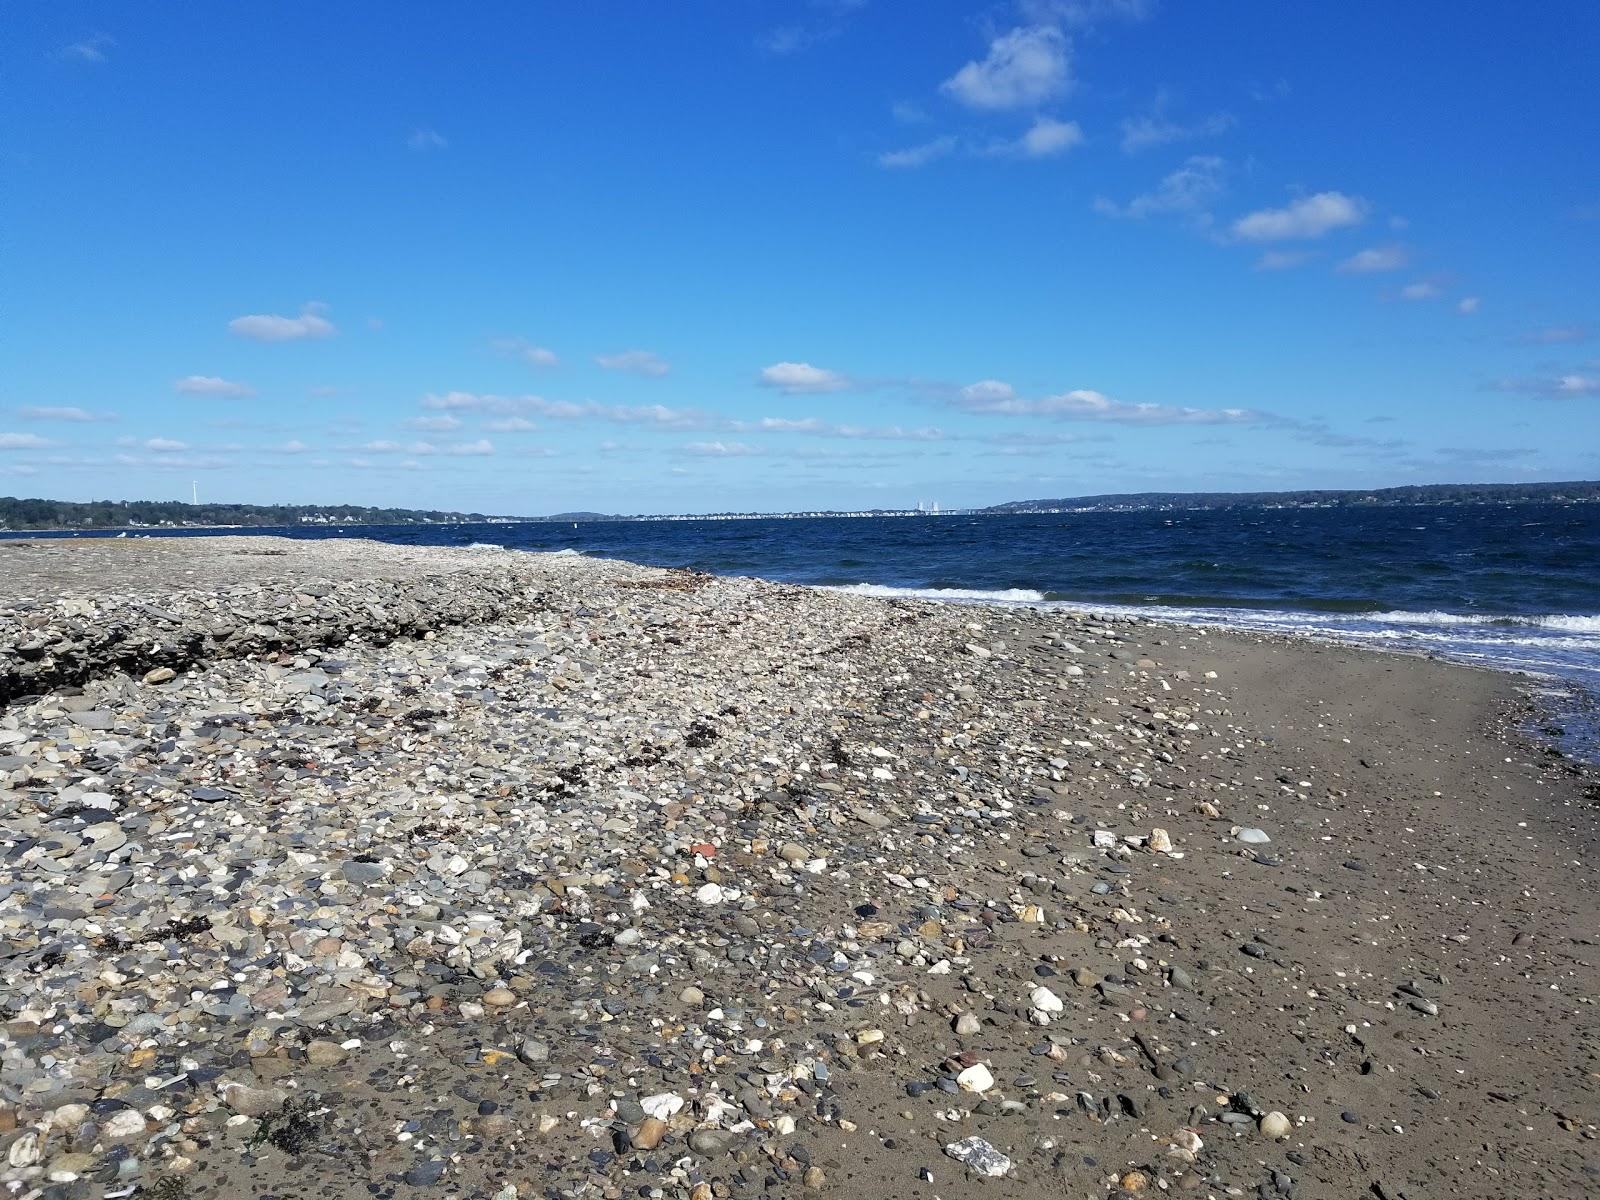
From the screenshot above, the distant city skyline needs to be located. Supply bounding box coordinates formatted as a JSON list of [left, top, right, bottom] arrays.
[[4, 2, 1598, 512]]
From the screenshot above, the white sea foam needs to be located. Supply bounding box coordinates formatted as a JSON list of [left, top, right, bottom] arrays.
[[467, 542, 504, 550], [824, 583, 1047, 604], [548, 548, 585, 557], [816, 582, 1600, 684]]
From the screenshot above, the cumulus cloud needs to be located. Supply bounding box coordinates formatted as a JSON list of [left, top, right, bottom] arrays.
[[734, 417, 945, 441], [1021, 0, 1153, 26], [486, 416, 539, 432], [1119, 106, 1233, 154], [684, 441, 763, 457], [1231, 192, 1367, 241], [1254, 250, 1315, 271], [408, 128, 448, 151], [0, 433, 54, 450], [1094, 155, 1224, 220], [362, 437, 495, 456], [955, 382, 1257, 425], [1015, 116, 1084, 158], [175, 374, 256, 397], [118, 436, 189, 452], [942, 27, 1069, 111], [878, 136, 956, 169], [1399, 281, 1441, 301], [271, 440, 311, 454], [1489, 372, 1600, 398], [427, 392, 717, 429], [759, 362, 852, 393], [595, 349, 669, 376], [492, 336, 559, 367], [404, 414, 463, 431], [961, 380, 1017, 405], [1457, 296, 1481, 315], [16, 406, 111, 422], [229, 306, 336, 341], [1337, 244, 1408, 274]]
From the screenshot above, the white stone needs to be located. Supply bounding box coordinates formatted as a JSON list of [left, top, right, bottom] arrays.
[[956, 1062, 995, 1093], [695, 882, 725, 904], [1030, 986, 1064, 1015], [1259, 1111, 1293, 1139], [640, 1092, 685, 1120], [945, 1136, 1011, 1176]]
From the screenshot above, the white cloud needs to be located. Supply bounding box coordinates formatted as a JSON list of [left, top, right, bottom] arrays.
[[175, 374, 256, 397], [1021, 0, 1153, 26], [363, 437, 495, 456], [16, 405, 109, 422], [139, 437, 190, 452], [735, 417, 945, 441], [1231, 191, 1367, 241], [63, 33, 113, 63], [492, 336, 559, 367], [961, 380, 1017, 405], [941, 27, 1069, 111], [1518, 326, 1589, 345], [1457, 296, 1481, 315], [956, 383, 1257, 425], [1400, 281, 1441, 301], [759, 362, 852, 393], [422, 391, 502, 411], [408, 129, 448, 151], [595, 349, 669, 376], [404, 414, 463, 431], [270, 440, 311, 454], [1119, 107, 1233, 154], [229, 306, 337, 341], [1255, 250, 1314, 271], [0, 433, 54, 450], [1491, 372, 1600, 398], [486, 416, 539, 432], [1094, 155, 1224, 220], [1337, 244, 1408, 274], [1016, 116, 1084, 158], [684, 441, 763, 457], [425, 392, 715, 429], [878, 136, 956, 169]]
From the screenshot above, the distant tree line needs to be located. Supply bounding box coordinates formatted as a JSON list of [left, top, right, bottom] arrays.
[[984, 481, 1600, 513], [0, 497, 524, 530]]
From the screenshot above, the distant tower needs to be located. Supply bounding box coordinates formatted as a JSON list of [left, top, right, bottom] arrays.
[[191, 481, 198, 505]]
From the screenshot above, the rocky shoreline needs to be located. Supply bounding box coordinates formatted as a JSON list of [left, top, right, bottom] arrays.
[[1, 537, 1595, 1199]]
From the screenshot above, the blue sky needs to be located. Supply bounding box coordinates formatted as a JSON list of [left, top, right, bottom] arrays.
[[4, 1, 1598, 515]]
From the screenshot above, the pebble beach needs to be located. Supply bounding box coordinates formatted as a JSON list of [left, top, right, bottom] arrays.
[[1, 535, 1596, 1200]]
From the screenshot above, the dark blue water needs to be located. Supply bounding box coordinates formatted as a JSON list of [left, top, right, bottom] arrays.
[[11, 503, 1599, 755]]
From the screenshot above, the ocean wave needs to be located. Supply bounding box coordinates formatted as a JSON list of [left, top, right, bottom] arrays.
[[466, 542, 504, 550], [1364, 609, 1600, 631], [824, 583, 1047, 604], [548, 548, 585, 557]]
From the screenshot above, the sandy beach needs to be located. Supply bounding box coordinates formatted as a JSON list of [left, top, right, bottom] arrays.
[[1, 536, 1595, 1199]]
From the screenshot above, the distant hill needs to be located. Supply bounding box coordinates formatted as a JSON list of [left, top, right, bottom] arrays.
[[0, 496, 531, 531], [984, 481, 1600, 514]]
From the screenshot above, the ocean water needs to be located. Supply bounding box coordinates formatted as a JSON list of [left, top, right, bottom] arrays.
[[10, 502, 1600, 757]]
